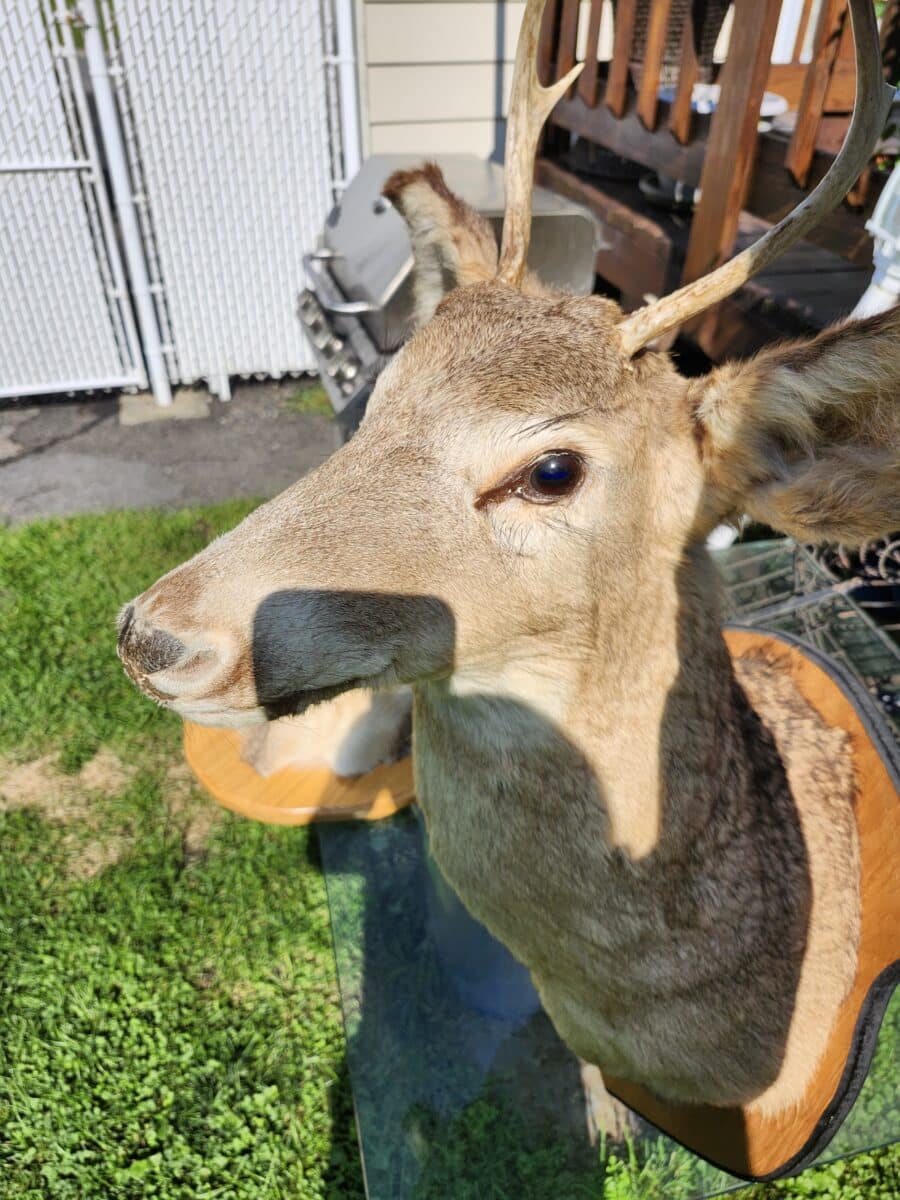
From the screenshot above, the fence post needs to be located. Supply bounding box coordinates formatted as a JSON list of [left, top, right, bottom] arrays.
[[78, 0, 172, 407], [333, 0, 362, 185]]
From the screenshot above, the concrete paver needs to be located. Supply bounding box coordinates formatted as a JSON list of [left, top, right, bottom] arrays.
[[118, 388, 211, 426]]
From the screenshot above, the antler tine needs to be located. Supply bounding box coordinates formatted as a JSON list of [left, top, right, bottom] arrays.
[[498, 0, 583, 286], [617, 0, 894, 357]]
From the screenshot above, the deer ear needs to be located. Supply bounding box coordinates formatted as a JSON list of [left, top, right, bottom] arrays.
[[691, 308, 900, 545], [383, 163, 499, 328]]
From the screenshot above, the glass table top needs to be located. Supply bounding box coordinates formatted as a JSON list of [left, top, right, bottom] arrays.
[[318, 809, 899, 1200]]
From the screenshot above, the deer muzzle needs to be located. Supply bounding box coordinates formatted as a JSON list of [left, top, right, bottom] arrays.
[[116, 598, 244, 716]]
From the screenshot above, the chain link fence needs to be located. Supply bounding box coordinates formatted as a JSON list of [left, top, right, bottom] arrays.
[[1, 0, 343, 403], [0, 0, 146, 398]]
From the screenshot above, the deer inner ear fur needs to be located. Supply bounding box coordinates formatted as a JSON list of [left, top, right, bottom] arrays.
[[690, 307, 900, 546], [383, 163, 499, 329]]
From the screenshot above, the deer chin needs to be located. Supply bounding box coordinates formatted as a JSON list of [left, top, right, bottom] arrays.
[[170, 701, 270, 729], [167, 673, 385, 729]]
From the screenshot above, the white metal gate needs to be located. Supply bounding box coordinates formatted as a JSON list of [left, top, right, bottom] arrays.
[[1, 0, 346, 404], [0, 0, 146, 398], [102, 0, 340, 399]]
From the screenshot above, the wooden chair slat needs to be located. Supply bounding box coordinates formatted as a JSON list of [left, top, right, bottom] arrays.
[[537, 0, 563, 87], [606, 0, 639, 116], [793, 0, 819, 65], [555, 0, 582, 98], [636, 0, 673, 131], [578, 0, 606, 108], [682, 0, 783, 291], [766, 0, 861, 110], [846, 163, 872, 208], [669, 8, 699, 145], [785, 0, 850, 188], [882, 0, 900, 83], [553, 91, 711, 181]]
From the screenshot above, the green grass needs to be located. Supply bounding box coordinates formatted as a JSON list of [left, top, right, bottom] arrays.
[[0, 502, 360, 1199], [283, 381, 333, 420], [0, 505, 897, 1198], [0, 501, 258, 769]]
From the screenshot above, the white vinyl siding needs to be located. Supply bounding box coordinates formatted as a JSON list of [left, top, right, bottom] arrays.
[[367, 62, 514, 123], [357, 2, 814, 161], [365, 2, 526, 63], [370, 118, 506, 156], [359, 0, 605, 160]]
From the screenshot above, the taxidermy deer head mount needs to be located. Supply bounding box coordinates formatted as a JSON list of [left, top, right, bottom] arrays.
[[120, 0, 898, 1122]]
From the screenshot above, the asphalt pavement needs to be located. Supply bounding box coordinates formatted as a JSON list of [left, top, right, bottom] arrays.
[[0, 381, 337, 524]]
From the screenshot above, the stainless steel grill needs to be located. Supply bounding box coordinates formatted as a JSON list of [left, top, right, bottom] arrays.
[[298, 153, 598, 433]]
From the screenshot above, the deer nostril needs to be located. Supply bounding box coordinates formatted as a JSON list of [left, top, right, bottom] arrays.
[[138, 627, 187, 674], [118, 611, 186, 677]]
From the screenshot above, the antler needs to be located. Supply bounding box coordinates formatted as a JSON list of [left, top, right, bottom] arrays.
[[497, 0, 583, 286], [616, 0, 894, 356]]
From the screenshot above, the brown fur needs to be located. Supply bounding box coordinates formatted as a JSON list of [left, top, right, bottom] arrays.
[[118, 165, 898, 1113], [384, 163, 500, 327], [690, 306, 900, 543]]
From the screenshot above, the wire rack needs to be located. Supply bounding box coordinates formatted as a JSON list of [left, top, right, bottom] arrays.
[[715, 538, 900, 732], [810, 537, 900, 640]]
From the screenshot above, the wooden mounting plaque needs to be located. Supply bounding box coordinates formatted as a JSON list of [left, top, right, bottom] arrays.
[[183, 627, 897, 1178], [606, 628, 899, 1180], [183, 721, 414, 826]]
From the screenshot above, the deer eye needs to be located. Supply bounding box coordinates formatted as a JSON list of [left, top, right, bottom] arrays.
[[521, 451, 584, 502], [475, 449, 586, 510]]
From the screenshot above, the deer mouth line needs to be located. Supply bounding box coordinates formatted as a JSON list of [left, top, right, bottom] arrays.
[[259, 676, 373, 721], [156, 678, 368, 729]]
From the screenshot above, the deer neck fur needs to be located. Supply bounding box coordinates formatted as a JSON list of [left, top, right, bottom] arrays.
[[422, 544, 736, 859], [413, 543, 859, 1111]]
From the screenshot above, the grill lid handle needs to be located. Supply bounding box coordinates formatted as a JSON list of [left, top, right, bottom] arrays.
[[303, 252, 377, 315]]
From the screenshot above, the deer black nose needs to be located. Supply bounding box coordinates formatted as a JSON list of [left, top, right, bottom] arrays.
[[117, 604, 186, 677]]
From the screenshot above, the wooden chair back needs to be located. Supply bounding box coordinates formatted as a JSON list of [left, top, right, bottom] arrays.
[[538, 0, 896, 297]]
